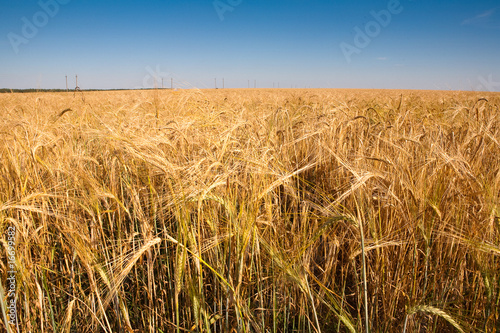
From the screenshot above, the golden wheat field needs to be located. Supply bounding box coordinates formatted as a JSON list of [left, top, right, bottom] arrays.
[[0, 88, 499, 332]]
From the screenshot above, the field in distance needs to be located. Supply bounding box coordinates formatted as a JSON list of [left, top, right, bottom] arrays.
[[1, 88, 499, 332]]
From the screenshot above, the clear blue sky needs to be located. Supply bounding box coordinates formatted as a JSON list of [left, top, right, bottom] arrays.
[[1, 0, 499, 91]]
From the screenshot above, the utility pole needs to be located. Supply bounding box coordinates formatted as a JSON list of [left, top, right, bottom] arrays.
[[65, 75, 68, 91], [75, 74, 80, 91]]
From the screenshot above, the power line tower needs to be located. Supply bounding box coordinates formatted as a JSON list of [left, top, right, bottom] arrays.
[[75, 74, 80, 91]]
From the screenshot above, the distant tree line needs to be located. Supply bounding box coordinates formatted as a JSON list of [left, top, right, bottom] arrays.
[[0, 88, 88, 93], [0, 88, 170, 93], [0, 88, 67, 93]]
